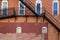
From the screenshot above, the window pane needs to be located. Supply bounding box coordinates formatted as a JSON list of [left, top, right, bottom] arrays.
[[20, 3, 24, 10], [54, 10, 57, 15], [3, 2, 7, 9], [2, 2, 8, 16], [54, 2, 57, 10], [19, 2, 25, 15], [20, 10, 24, 15], [3, 9, 7, 16], [53, 2, 58, 15], [36, 3, 40, 14]]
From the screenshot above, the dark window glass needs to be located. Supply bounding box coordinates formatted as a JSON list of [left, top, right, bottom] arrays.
[[54, 2, 57, 10], [53, 2, 58, 15], [19, 2, 24, 15], [36, 3, 40, 14], [3, 9, 7, 16], [20, 10, 24, 15], [54, 10, 57, 15], [20, 3, 24, 10], [2, 2, 8, 16]]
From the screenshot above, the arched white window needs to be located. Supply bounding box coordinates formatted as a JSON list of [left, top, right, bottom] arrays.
[[18, 1, 25, 15], [1, 0, 8, 16], [42, 27, 47, 33], [35, 0, 42, 15], [52, 0, 59, 15], [16, 27, 22, 33]]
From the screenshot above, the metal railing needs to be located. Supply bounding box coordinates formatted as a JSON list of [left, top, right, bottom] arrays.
[[20, 0, 39, 15], [20, 0, 60, 32], [0, 0, 59, 32], [44, 9, 60, 31], [0, 8, 15, 19]]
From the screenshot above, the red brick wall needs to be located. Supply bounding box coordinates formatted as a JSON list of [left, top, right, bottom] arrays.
[[0, 22, 48, 34], [0, 22, 48, 40]]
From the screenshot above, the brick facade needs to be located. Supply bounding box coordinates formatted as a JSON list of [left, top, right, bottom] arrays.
[[0, 0, 60, 40]]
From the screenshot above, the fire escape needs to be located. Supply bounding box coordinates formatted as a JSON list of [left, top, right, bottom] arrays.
[[0, 0, 60, 32], [19, 0, 60, 32]]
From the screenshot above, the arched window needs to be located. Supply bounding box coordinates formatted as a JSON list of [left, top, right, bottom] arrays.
[[42, 27, 47, 34], [16, 27, 22, 33], [18, 1, 25, 15], [1, 0, 8, 16], [35, 0, 42, 15], [52, 0, 59, 15]]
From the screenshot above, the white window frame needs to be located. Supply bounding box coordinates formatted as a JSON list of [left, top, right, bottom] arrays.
[[52, 0, 59, 15], [18, 1, 25, 15], [1, 0, 8, 15], [35, 0, 42, 14], [16, 27, 22, 33], [42, 27, 47, 34]]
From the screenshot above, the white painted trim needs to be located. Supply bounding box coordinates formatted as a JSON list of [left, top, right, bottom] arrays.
[[1, 1, 8, 15], [42, 27, 47, 33], [18, 1, 25, 15], [35, 0, 42, 15], [52, 1, 59, 16], [53, 0, 58, 1], [16, 27, 22, 33]]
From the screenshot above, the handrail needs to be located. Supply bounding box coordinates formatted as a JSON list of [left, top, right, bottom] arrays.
[[20, 0, 39, 15], [46, 11, 60, 24], [45, 10, 60, 28], [0, 8, 43, 20], [22, 0, 35, 10], [20, 0, 60, 31], [0, 8, 14, 15], [24, 0, 35, 8], [22, 0, 35, 12], [0, 8, 16, 19], [46, 13, 60, 27], [22, 0, 45, 14], [26, 0, 35, 8], [20, 0, 60, 26], [26, 0, 60, 27]]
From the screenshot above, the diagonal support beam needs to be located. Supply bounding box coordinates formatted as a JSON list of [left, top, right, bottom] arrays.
[[20, 0, 60, 32]]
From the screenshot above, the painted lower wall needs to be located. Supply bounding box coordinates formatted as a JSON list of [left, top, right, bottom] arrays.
[[0, 22, 48, 40], [0, 17, 58, 40], [0, 22, 48, 33]]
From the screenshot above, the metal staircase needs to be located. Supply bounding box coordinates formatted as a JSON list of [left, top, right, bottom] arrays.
[[43, 10, 60, 32], [0, 0, 59, 32], [20, 0, 38, 16], [20, 0, 60, 32]]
